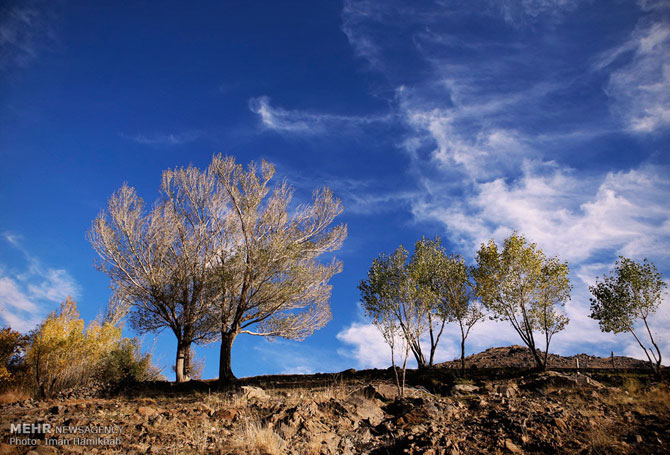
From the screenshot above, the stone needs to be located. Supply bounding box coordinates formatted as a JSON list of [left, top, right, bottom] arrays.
[[505, 438, 524, 454], [137, 406, 157, 417], [213, 408, 238, 424], [452, 384, 479, 394], [241, 386, 269, 400], [343, 396, 384, 426]]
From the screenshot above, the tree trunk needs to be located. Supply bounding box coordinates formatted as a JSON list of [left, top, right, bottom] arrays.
[[175, 339, 190, 383], [629, 327, 659, 376], [218, 330, 238, 387], [460, 336, 466, 376], [529, 345, 545, 371], [391, 345, 401, 398], [183, 346, 192, 380]]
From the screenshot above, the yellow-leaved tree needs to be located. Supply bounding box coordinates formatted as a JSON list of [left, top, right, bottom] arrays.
[[25, 297, 161, 398]]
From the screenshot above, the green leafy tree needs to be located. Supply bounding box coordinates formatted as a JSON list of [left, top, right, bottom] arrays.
[[360, 242, 443, 370], [431, 252, 485, 374], [589, 257, 666, 375], [360, 248, 413, 395], [473, 232, 571, 370], [409, 237, 451, 367]]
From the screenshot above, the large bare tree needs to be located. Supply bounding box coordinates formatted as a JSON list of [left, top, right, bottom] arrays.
[[208, 156, 347, 384], [89, 165, 220, 382]]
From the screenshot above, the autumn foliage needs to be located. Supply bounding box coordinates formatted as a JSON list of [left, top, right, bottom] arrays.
[[2, 297, 161, 398]]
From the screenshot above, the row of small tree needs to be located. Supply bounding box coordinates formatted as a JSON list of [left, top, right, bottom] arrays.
[[89, 155, 347, 384], [360, 233, 666, 395], [0, 297, 161, 398]]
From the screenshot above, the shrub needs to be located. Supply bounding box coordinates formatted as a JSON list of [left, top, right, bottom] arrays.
[[0, 327, 28, 392], [98, 338, 163, 384]]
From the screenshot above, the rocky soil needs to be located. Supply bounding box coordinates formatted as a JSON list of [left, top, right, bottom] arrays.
[[1, 347, 667, 455]]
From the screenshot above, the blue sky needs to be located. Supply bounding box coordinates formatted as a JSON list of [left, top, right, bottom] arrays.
[[1, 0, 669, 380]]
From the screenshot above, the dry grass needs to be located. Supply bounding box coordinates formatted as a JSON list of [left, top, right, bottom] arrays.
[[584, 424, 627, 455], [230, 417, 286, 455], [0, 387, 30, 403], [601, 378, 670, 413]]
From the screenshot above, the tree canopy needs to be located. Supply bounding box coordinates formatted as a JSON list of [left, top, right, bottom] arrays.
[[208, 156, 347, 383], [589, 257, 666, 374], [473, 232, 570, 370]]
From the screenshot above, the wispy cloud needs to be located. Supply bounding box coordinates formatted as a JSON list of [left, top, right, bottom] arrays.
[[248, 96, 391, 136], [121, 130, 204, 146], [334, 0, 670, 364], [596, 21, 670, 133], [0, 232, 80, 332], [0, 0, 57, 71]]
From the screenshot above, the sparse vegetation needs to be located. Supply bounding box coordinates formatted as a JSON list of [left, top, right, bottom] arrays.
[[1, 354, 667, 454]]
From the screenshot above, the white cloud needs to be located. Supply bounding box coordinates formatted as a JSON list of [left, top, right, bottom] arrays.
[[0, 277, 39, 313], [248, 96, 390, 136], [336, 321, 395, 369], [27, 268, 79, 303], [0, 234, 81, 332], [413, 162, 670, 263], [281, 365, 316, 375], [598, 21, 670, 133], [336, 0, 670, 366]]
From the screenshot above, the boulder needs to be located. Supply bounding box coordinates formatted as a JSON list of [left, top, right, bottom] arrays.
[[241, 386, 269, 400], [452, 384, 479, 395], [137, 406, 158, 417]]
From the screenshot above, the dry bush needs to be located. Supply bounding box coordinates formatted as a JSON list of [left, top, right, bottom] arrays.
[[0, 387, 30, 404], [230, 418, 285, 455]]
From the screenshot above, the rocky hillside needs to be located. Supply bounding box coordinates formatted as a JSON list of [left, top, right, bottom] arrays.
[[1, 371, 668, 454], [0, 346, 667, 455], [437, 345, 650, 370]]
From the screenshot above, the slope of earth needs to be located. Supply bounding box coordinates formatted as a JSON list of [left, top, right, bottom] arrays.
[[436, 345, 650, 370], [1, 370, 668, 455]]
